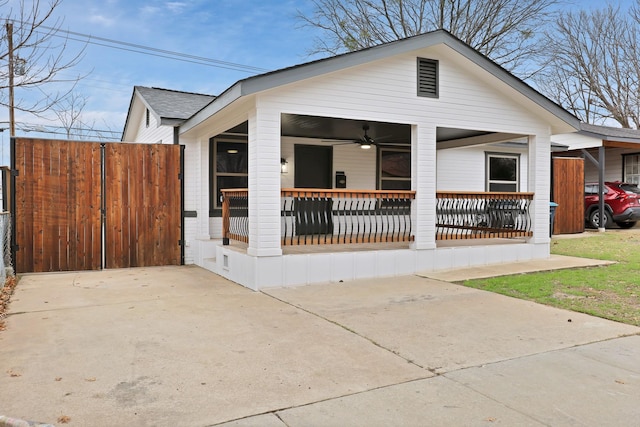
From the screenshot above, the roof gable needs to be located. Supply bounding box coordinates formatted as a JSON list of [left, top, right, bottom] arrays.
[[182, 29, 579, 134], [122, 86, 216, 140], [135, 86, 216, 122]]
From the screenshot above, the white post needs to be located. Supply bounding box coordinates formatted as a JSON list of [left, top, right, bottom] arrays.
[[196, 137, 211, 240], [528, 133, 552, 243], [247, 107, 283, 257], [411, 123, 437, 249]]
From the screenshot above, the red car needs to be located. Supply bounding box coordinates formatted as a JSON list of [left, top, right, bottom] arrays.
[[584, 182, 640, 228]]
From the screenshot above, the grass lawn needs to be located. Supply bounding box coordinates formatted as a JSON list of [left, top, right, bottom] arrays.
[[461, 230, 640, 326]]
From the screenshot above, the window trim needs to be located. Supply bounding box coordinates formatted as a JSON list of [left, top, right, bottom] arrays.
[[485, 152, 520, 192], [622, 152, 640, 185], [377, 146, 411, 190], [209, 135, 248, 216]]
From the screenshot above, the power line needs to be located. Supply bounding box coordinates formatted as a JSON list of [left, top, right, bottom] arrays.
[[7, 19, 269, 74]]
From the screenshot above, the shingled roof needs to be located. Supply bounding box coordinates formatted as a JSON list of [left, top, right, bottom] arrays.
[[580, 123, 640, 143], [135, 86, 216, 122]]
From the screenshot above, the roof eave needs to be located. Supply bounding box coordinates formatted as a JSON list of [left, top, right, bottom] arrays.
[[578, 130, 640, 144], [181, 84, 243, 134], [160, 118, 185, 127]]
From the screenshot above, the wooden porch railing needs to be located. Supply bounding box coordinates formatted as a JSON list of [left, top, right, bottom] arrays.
[[221, 189, 249, 245], [436, 191, 534, 240], [281, 189, 415, 245], [221, 188, 416, 246], [221, 189, 534, 246]]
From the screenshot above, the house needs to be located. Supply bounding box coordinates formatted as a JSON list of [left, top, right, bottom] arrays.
[[123, 29, 580, 290], [552, 123, 640, 185]]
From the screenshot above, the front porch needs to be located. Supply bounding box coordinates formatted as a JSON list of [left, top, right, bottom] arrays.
[[191, 109, 552, 290], [200, 188, 541, 290]]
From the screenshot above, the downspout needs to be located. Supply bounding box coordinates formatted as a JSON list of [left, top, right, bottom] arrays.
[[175, 125, 185, 264], [173, 126, 180, 145]]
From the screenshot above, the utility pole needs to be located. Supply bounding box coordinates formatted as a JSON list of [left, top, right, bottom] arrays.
[[6, 21, 15, 137]]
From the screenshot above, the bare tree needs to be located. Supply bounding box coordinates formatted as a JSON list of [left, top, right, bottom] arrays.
[[51, 90, 87, 139], [0, 0, 85, 120], [298, 0, 564, 74], [47, 91, 122, 141], [536, 4, 640, 128]]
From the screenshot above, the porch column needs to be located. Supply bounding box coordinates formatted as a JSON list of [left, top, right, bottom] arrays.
[[247, 108, 283, 257], [196, 137, 211, 240], [411, 123, 437, 249], [528, 134, 551, 243]]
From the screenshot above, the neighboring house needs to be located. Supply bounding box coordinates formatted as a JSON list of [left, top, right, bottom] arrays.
[[123, 29, 579, 290], [122, 86, 216, 145], [553, 123, 640, 185]]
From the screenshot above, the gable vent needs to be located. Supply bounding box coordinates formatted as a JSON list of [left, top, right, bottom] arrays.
[[417, 57, 439, 98]]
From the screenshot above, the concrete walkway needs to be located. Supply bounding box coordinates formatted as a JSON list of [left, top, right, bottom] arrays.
[[0, 264, 638, 426]]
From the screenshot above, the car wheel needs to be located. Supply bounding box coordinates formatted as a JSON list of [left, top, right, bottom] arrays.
[[589, 209, 611, 228], [616, 221, 637, 229]]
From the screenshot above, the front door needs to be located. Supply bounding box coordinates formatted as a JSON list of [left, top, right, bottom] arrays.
[[294, 145, 333, 235]]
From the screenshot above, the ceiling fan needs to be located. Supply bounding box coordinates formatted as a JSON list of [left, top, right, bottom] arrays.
[[354, 124, 376, 149], [323, 124, 384, 149]]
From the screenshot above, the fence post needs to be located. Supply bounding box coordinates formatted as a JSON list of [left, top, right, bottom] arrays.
[[221, 191, 230, 245]]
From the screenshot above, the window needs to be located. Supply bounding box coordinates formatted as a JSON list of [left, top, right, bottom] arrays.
[[210, 137, 248, 213], [623, 154, 640, 185], [584, 184, 602, 195], [486, 153, 519, 191], [379, 148, 411, 190], [145, 108, 150, 128], [417, 57, 438, 98]]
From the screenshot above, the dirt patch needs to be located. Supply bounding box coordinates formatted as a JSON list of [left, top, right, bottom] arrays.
[[554, 286, 640, 326], [0, 276, 18, 331]]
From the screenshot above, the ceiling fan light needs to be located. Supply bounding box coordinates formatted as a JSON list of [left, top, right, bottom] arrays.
[[360, 143, 372, 150]]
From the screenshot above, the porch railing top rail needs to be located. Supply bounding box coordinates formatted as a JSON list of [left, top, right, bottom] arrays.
[[282, 188, 416, 198], [437, 191, 534, 199]]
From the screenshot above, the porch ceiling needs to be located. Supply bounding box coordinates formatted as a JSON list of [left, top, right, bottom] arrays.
[[281, 114, 411, 144], [220, 114, 519, 149], [279, 114, 500, 146]]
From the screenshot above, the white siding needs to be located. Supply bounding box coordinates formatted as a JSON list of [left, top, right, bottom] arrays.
[[437, 144, 529, 191], [280, 137, 377, 189], [131, 109, 173, 144], [258, 47, 549, 136]]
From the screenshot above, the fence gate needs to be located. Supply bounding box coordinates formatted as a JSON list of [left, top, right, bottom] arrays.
[[11, 138, 183, 273], [552, 157, 585, 235]]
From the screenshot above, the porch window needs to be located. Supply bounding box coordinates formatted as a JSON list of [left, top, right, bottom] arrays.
[[210, 137, 248, 212], [486, 153, 519, 191], [379, 148, 411, 190], [623, 154, 640, 185]]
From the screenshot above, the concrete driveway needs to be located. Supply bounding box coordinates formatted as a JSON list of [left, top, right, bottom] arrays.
[[1, 266, 638, 426]]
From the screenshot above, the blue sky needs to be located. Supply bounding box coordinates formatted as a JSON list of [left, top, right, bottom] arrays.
[[0, 0, 634, 164], [1, 0, 322, 161]]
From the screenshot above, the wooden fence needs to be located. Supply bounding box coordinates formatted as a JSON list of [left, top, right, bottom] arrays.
[[11, 138, 183, 273]]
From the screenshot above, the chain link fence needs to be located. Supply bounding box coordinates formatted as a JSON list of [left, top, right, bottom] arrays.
[[0, 212, 13, 287]]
